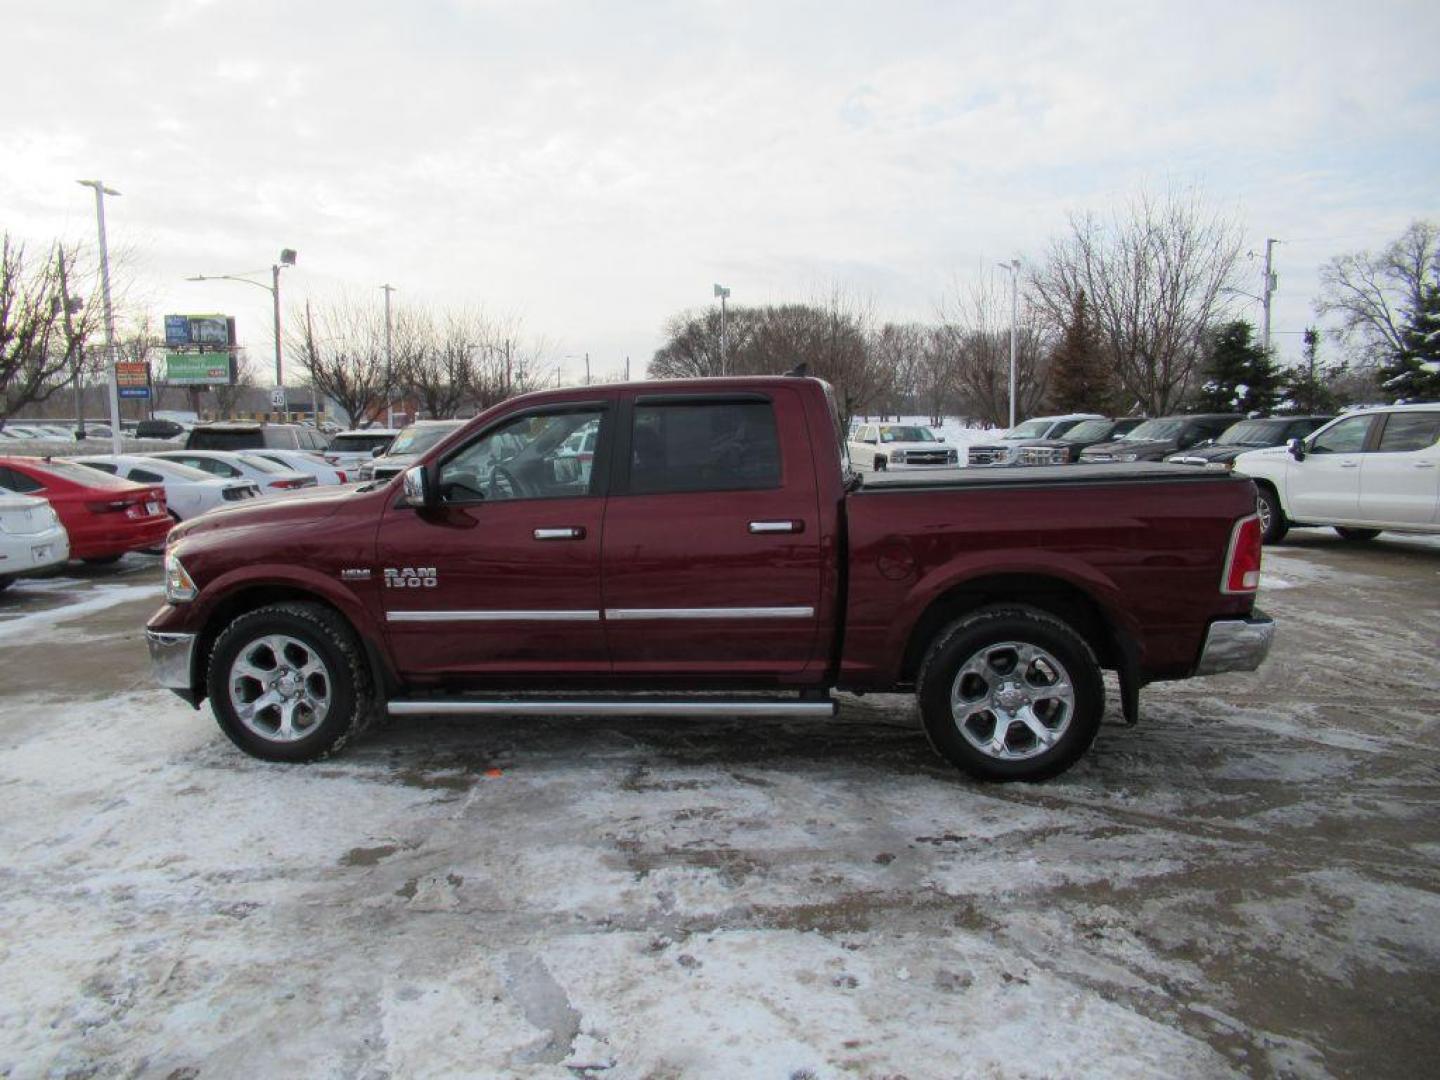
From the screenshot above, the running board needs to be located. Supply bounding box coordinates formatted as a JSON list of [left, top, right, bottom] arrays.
[[386, 697, 837, 718]]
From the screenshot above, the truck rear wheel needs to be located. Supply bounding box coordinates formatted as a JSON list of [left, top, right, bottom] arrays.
[[1334, 527, 1381, 541], [917, 606, 1104, 782], [207, 602, 375, 762]]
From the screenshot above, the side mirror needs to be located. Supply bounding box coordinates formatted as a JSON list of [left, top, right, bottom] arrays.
[[1287, 437, 1306, 462], [937, 437, 946, 443], [402, 464, 435, 509], [372, 446, 385, 457]]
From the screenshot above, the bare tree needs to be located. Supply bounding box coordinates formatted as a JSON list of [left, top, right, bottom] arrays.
[[211, 349, 258, 416], [401, 308, 507, 418], [1315, 220, 1439, 366], [916, 326, 955, 426], [941, 274, 1050, 427], [1, 236, 103, 422], [1033, 189, 1243, 415], [287, 296, 389, 427], [869, 323, 927, 419]]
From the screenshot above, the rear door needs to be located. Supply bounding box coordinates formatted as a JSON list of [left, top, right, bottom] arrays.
[[600, 388, 824, 678], [1287, 414, 1377, 521], [376, 396, 614, 676], [1358, 411, 1440, 525]]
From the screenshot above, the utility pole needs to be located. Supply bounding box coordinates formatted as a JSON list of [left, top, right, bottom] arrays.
[[381, 284, 396, 427], [625, 355, 630, 381], [1000, 259, 1020, 429], [1260, 238, 1280, 357], [77, 180, 123, 454], [585, 352, 591, 385], [55, 250, 87, 438]]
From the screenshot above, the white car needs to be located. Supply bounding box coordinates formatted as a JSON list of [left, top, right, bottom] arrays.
[[248, 448, 351, 485], [71, 454, 260, 520], [322, 429, 400, 471], [1234, 403, 1440, 543], [848, 423, 959, 471], [0, 492, 70, 591], [147, 450, 317, 495]]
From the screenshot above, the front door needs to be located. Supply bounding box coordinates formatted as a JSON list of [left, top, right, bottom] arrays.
[[600, 388, 824, 679], [1359, 411, 1440, 525], [1287, 414, 1376, 522], [376, 397, 614, 677]]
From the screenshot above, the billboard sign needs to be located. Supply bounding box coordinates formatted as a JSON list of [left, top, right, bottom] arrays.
[[116, 361, 150, 399], [164, 314, 235, 348], [165, 352, 233, 386]]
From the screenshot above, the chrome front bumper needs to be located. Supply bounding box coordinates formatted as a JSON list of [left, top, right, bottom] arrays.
[[146, 630, 196, 691], [1194, 613, 1275, 676]]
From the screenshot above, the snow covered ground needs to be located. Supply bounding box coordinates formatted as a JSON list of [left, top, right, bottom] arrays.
[[1, 538, 1438, 1078]]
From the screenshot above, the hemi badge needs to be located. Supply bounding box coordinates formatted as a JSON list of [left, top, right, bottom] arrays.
[[340, 568, 371, 581]]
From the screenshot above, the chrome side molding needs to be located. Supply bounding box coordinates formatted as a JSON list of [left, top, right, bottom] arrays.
[[387, 697, 837, 718]]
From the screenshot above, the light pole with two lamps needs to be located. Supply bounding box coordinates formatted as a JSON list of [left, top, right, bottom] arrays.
[[713, 283, 731, 375]]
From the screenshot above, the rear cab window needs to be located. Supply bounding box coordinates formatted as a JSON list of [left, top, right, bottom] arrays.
[[628, 399, 781, 494]]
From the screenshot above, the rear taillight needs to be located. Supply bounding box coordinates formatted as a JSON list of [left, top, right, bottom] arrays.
[[1222, 514, 1263, 594], [85, 499, 129, 513], [336, 470, 348, 482], [323, 455, 339, 465], [269, 479, 305, 490]]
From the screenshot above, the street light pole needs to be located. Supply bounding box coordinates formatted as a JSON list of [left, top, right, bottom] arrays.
[[713, 283, 731, 376], [187, 248, 295, 417], [382, 284, 396, 427], [1000, 259, 1020, 429], [77, 179, 123, 455]]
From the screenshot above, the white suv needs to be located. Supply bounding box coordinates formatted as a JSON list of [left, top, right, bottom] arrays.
[[1234, 404, 1440, 543]]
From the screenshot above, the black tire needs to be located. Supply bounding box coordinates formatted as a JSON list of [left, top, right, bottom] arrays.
[[917, 605, 1104, 782], [1334, 527, 1381, 542], [0, 576, 12, 593], [874, 456, 887, 472], [1255, 485, 1288, 545], [83, 554, 122, 566], [207, 601, 376, 762]]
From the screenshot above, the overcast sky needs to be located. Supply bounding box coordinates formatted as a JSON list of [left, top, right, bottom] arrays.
[[4, 0, 1437, 386]]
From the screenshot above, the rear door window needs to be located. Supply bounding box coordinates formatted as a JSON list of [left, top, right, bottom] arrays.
[[1375, 413, 1440, 453], [628, 400, 781, 494]]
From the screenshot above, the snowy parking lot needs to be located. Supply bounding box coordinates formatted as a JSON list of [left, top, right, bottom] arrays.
[[1, 537, 1438, 1079]]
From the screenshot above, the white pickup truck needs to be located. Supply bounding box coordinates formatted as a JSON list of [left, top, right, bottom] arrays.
[[847, 422, 958, 471], [1235, 403, 1440, 543]]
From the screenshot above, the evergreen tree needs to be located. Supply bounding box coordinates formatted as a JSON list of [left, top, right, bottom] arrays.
[[1283, 327, 1340, 414], [1379, 282, 1440, 400], [1046, 289, 1115, 413], [1196, 320, 1281, 414]]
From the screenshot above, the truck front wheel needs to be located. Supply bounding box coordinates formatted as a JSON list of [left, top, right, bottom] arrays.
[[917, 606, 1104, 782], [1256, 486, 1288, 544], [207, 602, 375, 762]]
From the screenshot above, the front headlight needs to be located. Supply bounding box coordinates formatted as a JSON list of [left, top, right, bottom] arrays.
[[1116, 453, 1138, 462], [890, 450, 906, 464], [164, 550, 198, 603]]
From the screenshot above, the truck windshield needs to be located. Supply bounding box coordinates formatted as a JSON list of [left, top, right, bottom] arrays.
[[879, 426, 936, 443], [1062, 420, 1113, 441], [388, 423, 463, 456], [1004, 419, 1053, 439], [1215, 420, 1286, 446], [1121, 419, 1185, 440]]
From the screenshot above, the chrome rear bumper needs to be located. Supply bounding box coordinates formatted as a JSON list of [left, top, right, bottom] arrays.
[[1195, 613, 1274, 676], [146, 630, 196, 691]]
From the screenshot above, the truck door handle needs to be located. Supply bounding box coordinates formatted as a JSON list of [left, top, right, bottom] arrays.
[[1339, 461, 1359, 468], [534, 527, 585, 540], [749, 520, 803, 534], [1415, 461, 1436, 469]]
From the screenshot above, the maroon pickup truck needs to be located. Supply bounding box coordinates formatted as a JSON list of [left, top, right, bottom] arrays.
[[147, 376, 1272, 781]]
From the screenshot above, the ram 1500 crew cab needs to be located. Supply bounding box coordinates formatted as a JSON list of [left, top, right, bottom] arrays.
[[147, 376, 1273, 781]]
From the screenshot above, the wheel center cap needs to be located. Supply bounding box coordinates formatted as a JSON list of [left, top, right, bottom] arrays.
[[995, 684, 1027, 711], [275, 670, 301, 696]]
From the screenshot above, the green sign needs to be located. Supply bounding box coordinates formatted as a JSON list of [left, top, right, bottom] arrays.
[[165, 352, 232, 386]]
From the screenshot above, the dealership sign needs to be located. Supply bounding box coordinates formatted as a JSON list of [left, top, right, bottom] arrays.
[[165, 352, 233, 386], [115, 360, 150, 398]]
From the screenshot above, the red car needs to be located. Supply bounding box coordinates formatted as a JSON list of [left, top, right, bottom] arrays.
[[0, 456, 171, 563]]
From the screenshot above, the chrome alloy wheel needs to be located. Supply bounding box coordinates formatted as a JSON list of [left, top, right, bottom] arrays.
[[227, 633, 332, 743], [949, 641, 1075, 761], [1256, 493, 1272, 535]]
